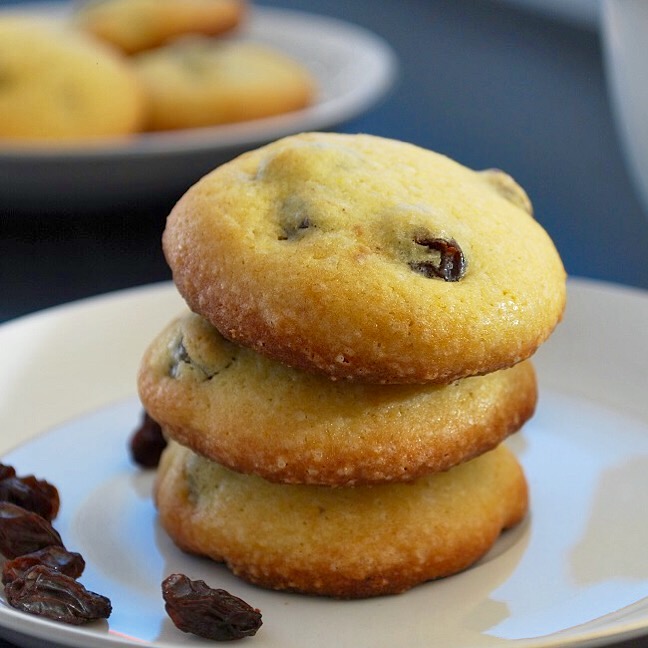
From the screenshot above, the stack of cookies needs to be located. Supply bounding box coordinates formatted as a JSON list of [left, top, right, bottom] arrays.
[[138, 132, 566, 598]]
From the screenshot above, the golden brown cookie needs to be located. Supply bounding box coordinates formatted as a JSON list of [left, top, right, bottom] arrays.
[[138, 312, 537, 485], [0, 16, 145, 143], [155, 441, 528, 598], [163, 132, 566, 384], [73, 0, 246, 55], [132, 38, 315, 131]]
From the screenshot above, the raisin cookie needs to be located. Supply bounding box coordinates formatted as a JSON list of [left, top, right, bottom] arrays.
[[132, 38, 315, 131], [73, 0, 246, 55], [138, 312, 537, 485], [155, 440, 528, 598], [0, 16, 145, 143], [163, 132, 566, 383]]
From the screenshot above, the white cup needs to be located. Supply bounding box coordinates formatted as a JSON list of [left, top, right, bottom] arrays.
[[602, 0, 648, 215]]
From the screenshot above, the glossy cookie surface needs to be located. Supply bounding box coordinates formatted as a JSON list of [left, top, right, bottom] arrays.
[[163, 132, 566, 383], [138, 312, 537, 485], [73, 0, 246, 54], [155, 441, 528, 598], [0, 15, 145, 142], [132, 39, 315, 131]]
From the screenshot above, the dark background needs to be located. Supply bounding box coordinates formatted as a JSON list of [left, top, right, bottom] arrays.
[[2, 0, 648, 324]]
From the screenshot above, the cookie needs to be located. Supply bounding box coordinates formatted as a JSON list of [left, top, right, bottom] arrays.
[[73, 0, 246, 55], [0, 16, 145, 143], [163, 132, 566, 384], [155, 440, 528, 598], [132, 38, 315, 131], [138, 312, 537, 485]]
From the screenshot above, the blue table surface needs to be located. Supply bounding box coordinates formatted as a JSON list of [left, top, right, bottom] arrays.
[[1, 0, 648, 647]]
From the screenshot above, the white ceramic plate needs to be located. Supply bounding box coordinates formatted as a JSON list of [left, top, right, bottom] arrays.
[[1, 277, 648, 648], [0, 2, 397, 213]]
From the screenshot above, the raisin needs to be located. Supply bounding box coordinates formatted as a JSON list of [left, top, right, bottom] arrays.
[[170, 337, 192, 377], [169, 335, 233, 381], [278, 214, 313, 240], [3, 545, 85, 585], [0, 475, 60, 521], [5, 565, 111, 625], [129, 411, 167, 468], [409, 236, 466, 281], [0, 463, 16, 481], [162, 573, 262, 641], [0, 501, 64, 559]]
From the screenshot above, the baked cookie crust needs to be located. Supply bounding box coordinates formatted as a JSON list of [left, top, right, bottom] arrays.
[[138, 312, 537, 485], [0, 16, 145, 142], [74, 0, 246, 55], [132, 39, 315, 130], [163, 132, 566, 383], [155, 441, 528, 598]]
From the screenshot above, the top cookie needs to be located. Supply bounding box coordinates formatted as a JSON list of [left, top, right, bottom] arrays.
[[73, 0, 246, 55], [163, 132, 566, 384]]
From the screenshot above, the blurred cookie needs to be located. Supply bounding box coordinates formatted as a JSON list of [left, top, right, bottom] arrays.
[[132, 38, 315, 130], [163, 132, 566, 383], [138, 312, 537, 485], [155, 440, 528, 598], [0, 16, 145, 143], [73, 0, 246, 55]]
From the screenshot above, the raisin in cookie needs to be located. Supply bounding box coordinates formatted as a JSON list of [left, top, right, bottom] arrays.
[[163, 132, 566, 383], [155, 440, 528, 598], [132, 38, 315, 131], [73, 0, 246, 55], [138, 312, 537, 485], [0, 16, 145, 143]]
